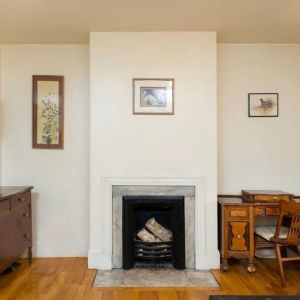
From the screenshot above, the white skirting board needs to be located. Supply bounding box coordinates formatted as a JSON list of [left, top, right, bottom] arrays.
[[32, 241, 89, 257]]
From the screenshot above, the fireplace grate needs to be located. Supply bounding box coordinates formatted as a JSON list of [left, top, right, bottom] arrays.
[[134, 238, 173, 262]]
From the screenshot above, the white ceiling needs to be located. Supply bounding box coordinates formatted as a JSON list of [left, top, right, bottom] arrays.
[[1, 0, 300, 44]]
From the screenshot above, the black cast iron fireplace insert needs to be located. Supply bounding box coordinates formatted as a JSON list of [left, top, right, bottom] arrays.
[[122, 195, 185, 269]]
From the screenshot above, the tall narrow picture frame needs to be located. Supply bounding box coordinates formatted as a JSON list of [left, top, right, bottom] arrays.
[[133, 78, 174, 115], [32, 75, 64, 149]]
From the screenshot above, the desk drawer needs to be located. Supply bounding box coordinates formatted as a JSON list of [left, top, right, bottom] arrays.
[[254, 207, 265, 216], [266, 207, 280, 216], [228, 207, 249, 220], [11, 191, 31, 211], [254, 195, 290, 202]]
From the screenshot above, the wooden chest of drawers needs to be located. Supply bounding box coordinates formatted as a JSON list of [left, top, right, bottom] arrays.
[[0, 186, 33, 273]]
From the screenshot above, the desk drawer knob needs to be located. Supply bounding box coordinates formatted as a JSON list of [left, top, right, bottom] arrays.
[[24, 233, 30, 238], [23, 213, 29, 217], [18, 198, 25, 202], [237, 234, 241, 239], [273, 196, 278, 200]]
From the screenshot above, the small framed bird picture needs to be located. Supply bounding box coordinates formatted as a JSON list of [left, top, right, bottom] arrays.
[[248, 93, 278, 117]]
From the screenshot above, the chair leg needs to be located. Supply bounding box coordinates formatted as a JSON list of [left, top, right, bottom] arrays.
[[275, 244, 286, 288]]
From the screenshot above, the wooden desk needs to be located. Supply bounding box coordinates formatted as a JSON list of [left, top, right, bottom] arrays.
[[218, 197, 289, 274]]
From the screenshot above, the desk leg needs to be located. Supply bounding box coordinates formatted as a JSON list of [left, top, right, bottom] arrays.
[[221, 258, 229, 272], [247, 257, 256, 274], [247, 206, 255, 274]]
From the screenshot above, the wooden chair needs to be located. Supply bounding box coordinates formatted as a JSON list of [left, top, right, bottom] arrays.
[[254, 201, 300, 287]]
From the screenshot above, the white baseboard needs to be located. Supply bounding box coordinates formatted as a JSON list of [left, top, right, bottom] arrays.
[[195, 251, 220, 270], [88, 250, 112, 269], [33, 240, 89, 257]]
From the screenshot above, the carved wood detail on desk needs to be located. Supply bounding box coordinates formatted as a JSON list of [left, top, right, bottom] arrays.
[[230, 222, 248, 251]]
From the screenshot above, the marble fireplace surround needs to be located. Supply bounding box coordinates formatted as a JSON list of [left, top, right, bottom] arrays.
[[112, 185, 195, 268], [88, 176, 214, 270]]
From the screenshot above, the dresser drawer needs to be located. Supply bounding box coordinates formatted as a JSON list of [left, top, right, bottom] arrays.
[[0, 224, 31, 271], [0, 199, 10, 217], [228, 207, 249, 220], [0, 200, 31, 244], [0, 213, 12, 244], [10, 203, 31, 235], [11, 191, 31, 211]]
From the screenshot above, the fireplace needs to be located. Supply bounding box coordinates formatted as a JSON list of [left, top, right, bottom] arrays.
[[122, 196, 185, 269], [88, 178, 218, 271]]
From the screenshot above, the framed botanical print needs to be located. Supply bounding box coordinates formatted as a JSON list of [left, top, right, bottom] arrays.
[[133, 78, 174, 115], [248, 93, 279, 117], [32, 75, 64, 149]]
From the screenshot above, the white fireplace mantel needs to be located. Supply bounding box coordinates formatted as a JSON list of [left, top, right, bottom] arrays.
[[88, 175, 220, 270]]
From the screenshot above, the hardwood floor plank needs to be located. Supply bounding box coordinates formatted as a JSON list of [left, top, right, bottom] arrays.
[[0, 258, 299, 300]]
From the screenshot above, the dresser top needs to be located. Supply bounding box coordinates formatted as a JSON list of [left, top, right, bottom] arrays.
[[0, 186, 33, 200]]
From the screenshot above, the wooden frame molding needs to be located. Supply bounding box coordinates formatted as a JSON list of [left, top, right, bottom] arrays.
[[32, 75, 64, 149]]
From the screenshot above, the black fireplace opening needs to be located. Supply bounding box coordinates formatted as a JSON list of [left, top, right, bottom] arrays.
[[122, 195, 185, 269]]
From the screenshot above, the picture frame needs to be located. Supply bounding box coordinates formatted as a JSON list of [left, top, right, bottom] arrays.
[[133, 78, 174, 115], [248, 93, 279, 117], [32, 75, 64, 149]]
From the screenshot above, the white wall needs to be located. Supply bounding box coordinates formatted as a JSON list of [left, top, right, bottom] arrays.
[[0, 45, 90, 256], [218, 44, 300, 195], [89, 32, 219, 268], [0, 46, 2, 184]]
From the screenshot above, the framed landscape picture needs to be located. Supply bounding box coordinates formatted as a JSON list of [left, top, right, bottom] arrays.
[[133, 78, 174, 115], [32, 75, 64, 149], [248, 93, 278, 117]]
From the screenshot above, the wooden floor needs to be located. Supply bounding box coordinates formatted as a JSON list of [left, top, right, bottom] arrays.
[[0, 258, 299, 299]]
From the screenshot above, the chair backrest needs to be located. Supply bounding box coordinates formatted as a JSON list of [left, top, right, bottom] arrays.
[[275, 201, 300, 243]]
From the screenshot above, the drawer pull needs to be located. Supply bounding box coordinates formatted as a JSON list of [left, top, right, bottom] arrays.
[[18, 198, 25, 202], [273, 196, 278, 200], [23, 213, 29, 217], [237, 211, 240, 216], [24, 233, 30, 239], [237, 234, 241, 239]]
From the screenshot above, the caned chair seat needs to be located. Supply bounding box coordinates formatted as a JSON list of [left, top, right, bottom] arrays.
[[254, 225, 289, 241]]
